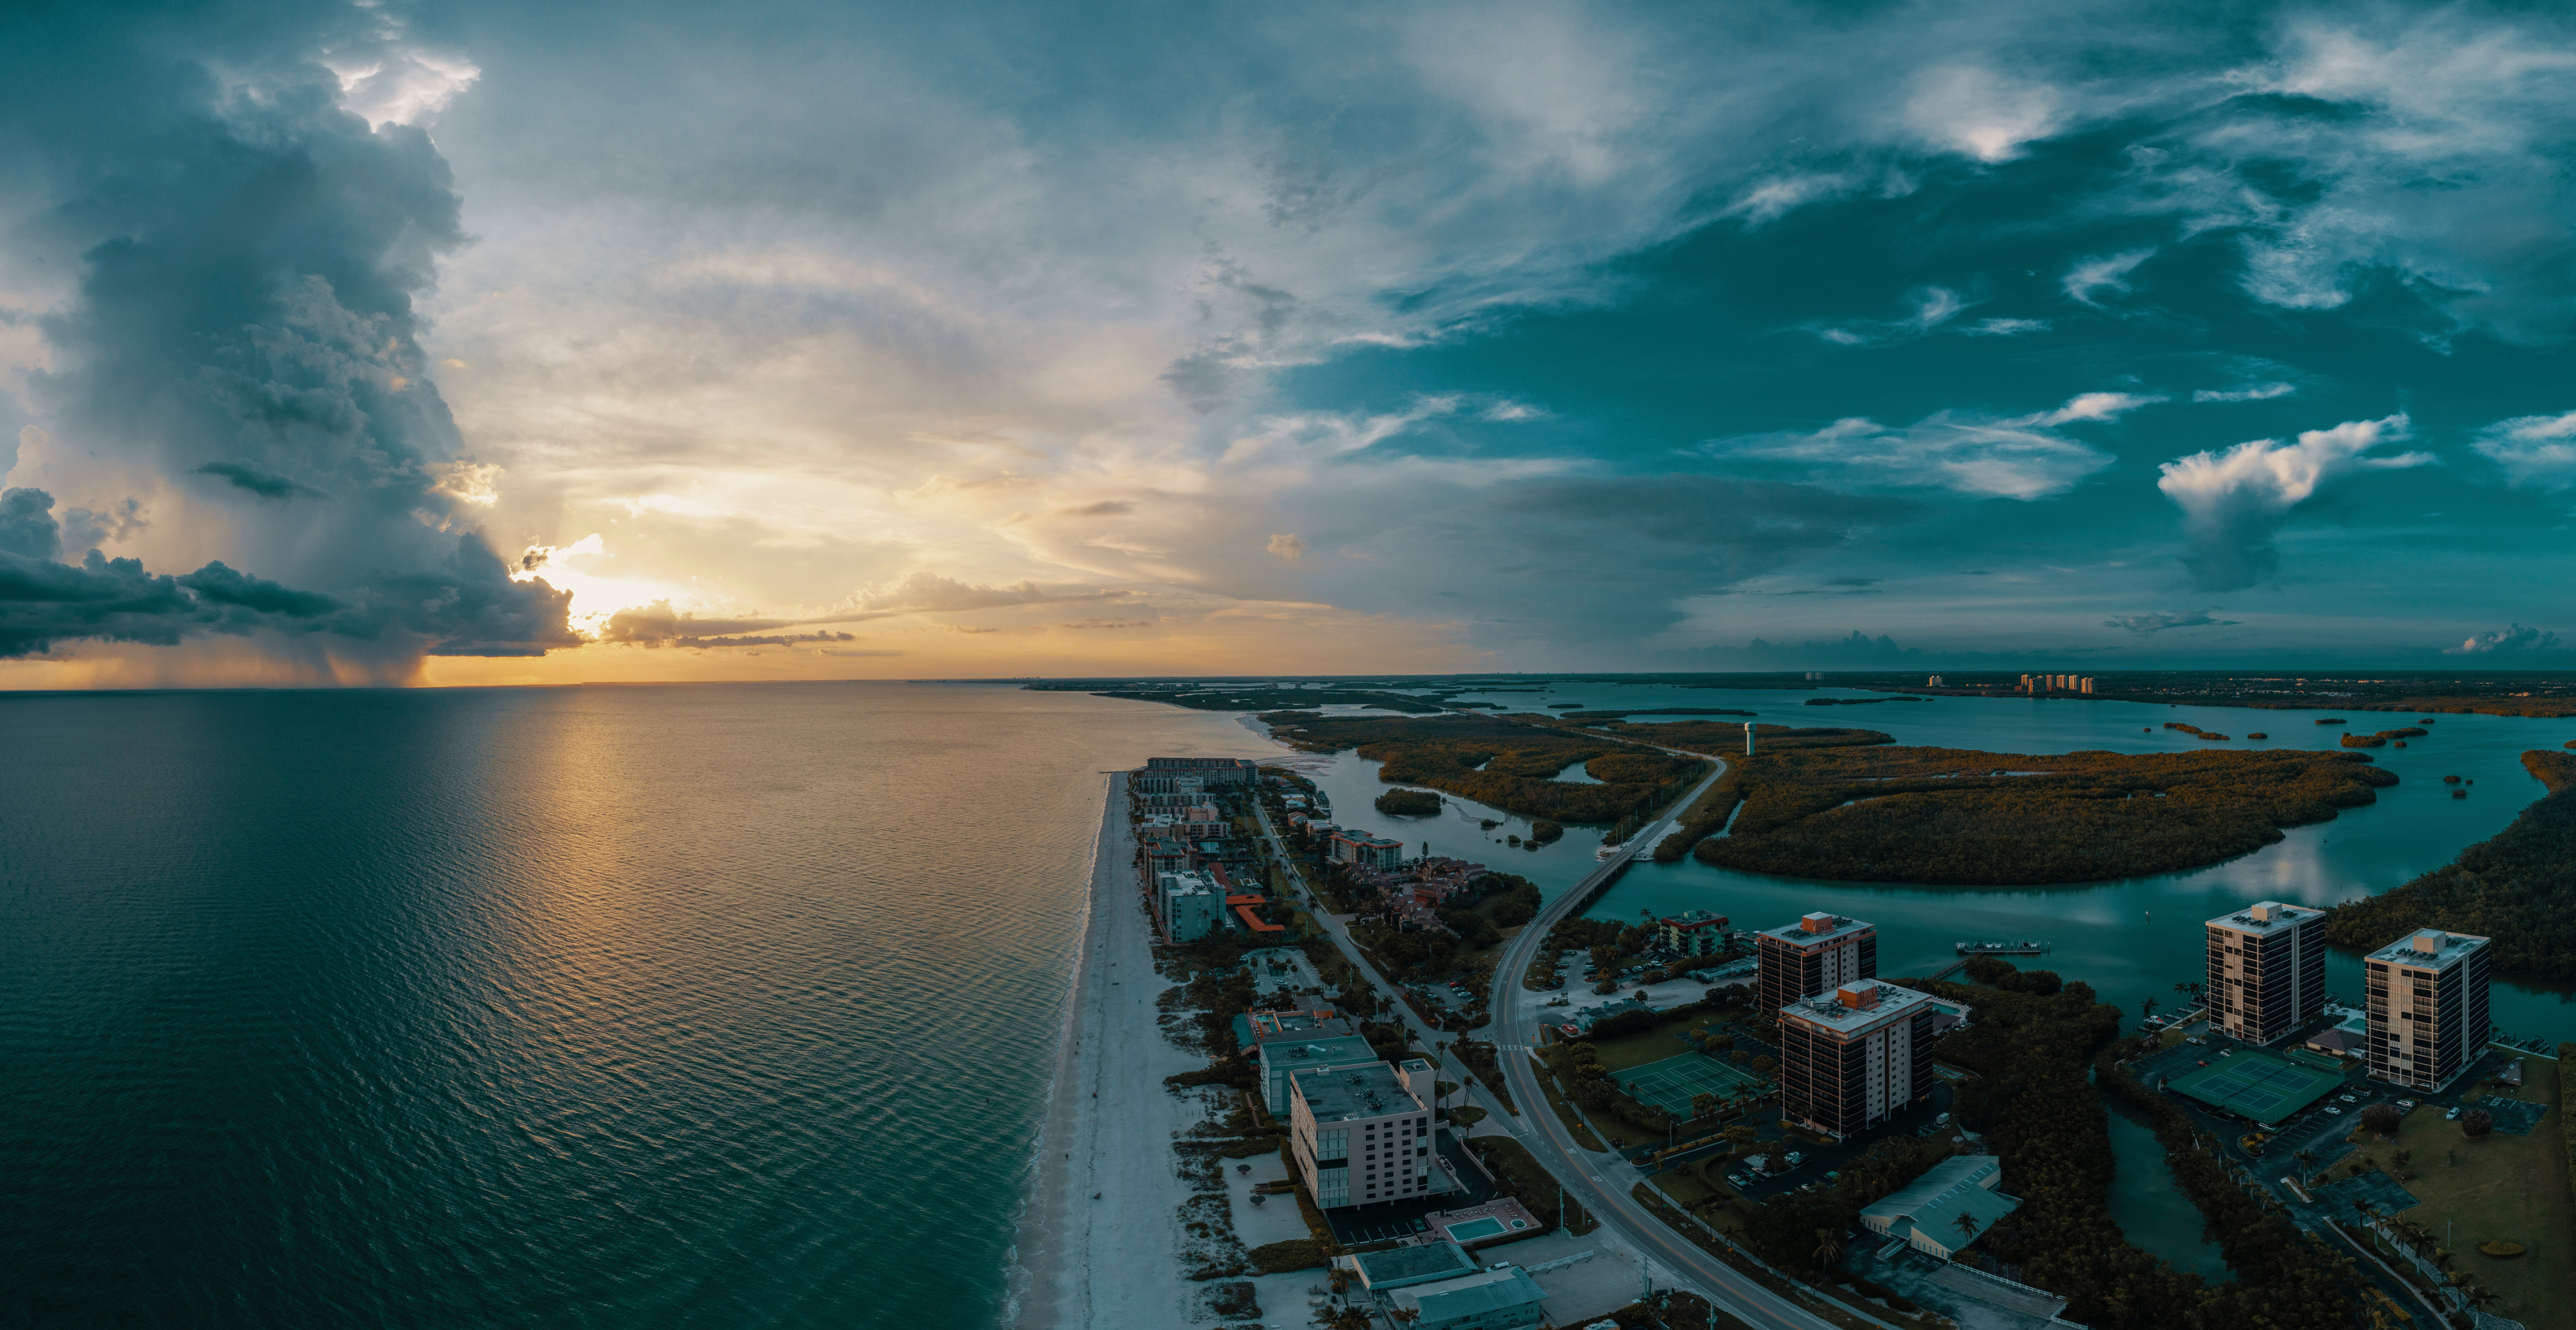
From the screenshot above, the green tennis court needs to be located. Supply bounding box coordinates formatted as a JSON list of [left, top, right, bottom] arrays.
[[2163, 1049, 2345, 1124], [1613, 1053, 1767, 1117]]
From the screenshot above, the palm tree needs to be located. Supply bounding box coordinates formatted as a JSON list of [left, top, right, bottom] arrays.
[[1952, 1212, 1980, 1246], [1325, 1307, 1376, 1330], [1326, 1269, 1352, 1295], [1389, 1309, 1421, 1327], [2140, 996, 2160, 1022], [1813, 1228, 1844, 1270]]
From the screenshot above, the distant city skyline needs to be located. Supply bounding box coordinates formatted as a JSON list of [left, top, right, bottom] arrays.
[[4, 1, 2575, 686]]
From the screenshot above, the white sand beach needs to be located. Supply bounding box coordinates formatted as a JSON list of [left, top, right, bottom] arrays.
[[1013, 776, 1205, 1330]]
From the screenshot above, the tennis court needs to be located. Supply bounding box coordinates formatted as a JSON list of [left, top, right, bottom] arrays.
[[2164, 1049, 2346, 1124], [1613, 1053, 1768, 1117]]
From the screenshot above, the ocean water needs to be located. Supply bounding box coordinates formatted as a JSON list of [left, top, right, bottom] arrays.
[[0, 683, 1268, 1329]]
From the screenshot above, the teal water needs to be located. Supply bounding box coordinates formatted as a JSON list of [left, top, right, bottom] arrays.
[[0, 683, 1269, 1329], [1285, 686, 2576, 1278]]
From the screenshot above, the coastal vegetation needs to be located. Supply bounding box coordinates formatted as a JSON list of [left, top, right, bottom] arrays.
[[1373, 788, 1442, 817], [1262, 712, 1709, 824], [1911, 977, 2360, 1329], [2322, 751, 2576, 982], [1697, 745, 2396, 885]]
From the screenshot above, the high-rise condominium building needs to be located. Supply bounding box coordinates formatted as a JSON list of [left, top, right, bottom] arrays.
[[1758, 911, 1877, 1016], [1778, 982, 1936, 1139], [1287, 1058, 1441, 1209], [2204, 901, 2327, 1045], [2366, 930, 2493, 1092]]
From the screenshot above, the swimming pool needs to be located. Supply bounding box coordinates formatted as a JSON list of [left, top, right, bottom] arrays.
[[1444, 1217, 1510, 1241]]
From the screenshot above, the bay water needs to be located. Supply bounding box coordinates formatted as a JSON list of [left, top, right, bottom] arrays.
[[0, 683, 1270, 1329]]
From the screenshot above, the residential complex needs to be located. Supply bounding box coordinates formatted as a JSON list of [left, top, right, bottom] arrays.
[[1757, 911, 1877, 1015], [1156, 870, 1225, 944], [1287, 1057, 1443, 1209], [1777, 981, 1936, 1139], [1658, 909, 1730, 958], [2204, 900, 2327, 1046], [1328, 830, 1407, 869], [2365, 929, 2494, 1092], [1142, 756, 1262, 786]]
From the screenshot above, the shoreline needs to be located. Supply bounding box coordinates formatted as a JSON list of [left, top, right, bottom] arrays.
[[1008, 773, 1200, 1330]]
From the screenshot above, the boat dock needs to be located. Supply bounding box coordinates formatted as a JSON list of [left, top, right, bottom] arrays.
[[1956, 940, 2050, 956]]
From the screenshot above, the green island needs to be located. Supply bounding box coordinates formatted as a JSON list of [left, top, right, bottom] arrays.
[[1371, 787, 1442, 817], [1696, 744, 2396, 885], [1261, 712, 1710, 825], [2322, 750, 2576, 982]]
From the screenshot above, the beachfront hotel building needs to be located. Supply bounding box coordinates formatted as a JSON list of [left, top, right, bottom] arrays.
[[1142, 757, 1261, 788], [1659, 909, 1730, 959], [2204, 901, 2327, 1046], [2365, 929, 2494, 1092], [1757, 911, 1877, 1016], [1777, 981, 1936, 1139], [1288, 1057, 1441, 1209], [1248, 1011, 1377, 1116], [1156, 870, 1225, 944]]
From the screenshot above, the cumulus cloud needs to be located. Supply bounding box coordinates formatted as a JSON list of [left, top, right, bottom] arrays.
[[1711, 392, 2160, 500], [2471, 411, 2576, 488], [1267, 533, 1307, 559], [2155, 414, 2435, 591], [2103, 609, 2239, 635], [2446, 623, 2559, 654], [2193, 382, 2297, 404], [596, 600, 857, 648], [0, 4, 577, 667]]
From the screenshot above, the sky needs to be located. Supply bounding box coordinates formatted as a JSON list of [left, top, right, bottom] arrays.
[[4, 0, 2576, 685]]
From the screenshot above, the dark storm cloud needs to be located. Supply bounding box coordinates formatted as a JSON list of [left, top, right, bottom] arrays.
[[0, 489, 571, 658], [194, 461, 325, 500], [0, 1, 574, 663]]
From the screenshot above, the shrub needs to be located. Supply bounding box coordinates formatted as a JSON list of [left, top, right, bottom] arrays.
[[1248, 1239, 1331, 1273], [2360, 1103, 2402, 1137], [1529, 820, 1565, 845], [1375, 788, 1443, 817], [2461, 1108, 2494, 1139]]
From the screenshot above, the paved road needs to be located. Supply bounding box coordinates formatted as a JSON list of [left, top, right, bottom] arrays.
[[1258, 724, 1880, 1330]]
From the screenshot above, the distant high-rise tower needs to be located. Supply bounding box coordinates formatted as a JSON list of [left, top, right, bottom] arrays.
[[1744, 722, 1756, 757]]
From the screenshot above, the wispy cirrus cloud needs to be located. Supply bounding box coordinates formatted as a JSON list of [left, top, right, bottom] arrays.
[[2192, 382, 2297, 404], [2103, 609, 2239, 635], [2471, 411, 2576, 488], [1708, 392, 2162, 500]]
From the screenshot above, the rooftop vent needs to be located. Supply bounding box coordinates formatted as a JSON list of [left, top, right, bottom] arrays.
[[1800, 912, 1836, 934], [2412, 930, 2446, 955]]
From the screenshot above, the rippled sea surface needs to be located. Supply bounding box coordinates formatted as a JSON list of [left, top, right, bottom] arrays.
[[0, 682, 1265, 1329]]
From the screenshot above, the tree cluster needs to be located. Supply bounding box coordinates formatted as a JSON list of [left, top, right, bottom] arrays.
[[1698, 745, 2396, 885], [1258, 712, 1708, 824], [2321, 751, 2576, 981], [1373, 788, 1442, 817], [1960, 956, 2063, 994]]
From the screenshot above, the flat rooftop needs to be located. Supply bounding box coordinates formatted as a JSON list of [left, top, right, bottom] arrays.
[[2207, 901, 2322, 931], [2368, 930, 2491, 969], [1759, 913, 1872, 946], [1780, 983, 1932, 1032], [1353, 1239, 1475, 1290], [1247, 1009, 1351, 1042], [1292, 1062, 1419, 1122], [1264, 1035, 1377, 1072]]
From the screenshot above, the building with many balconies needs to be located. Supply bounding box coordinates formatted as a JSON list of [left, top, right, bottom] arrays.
[[2365, 929, 2493, 1092], [2204, 900, 2327, 1046]]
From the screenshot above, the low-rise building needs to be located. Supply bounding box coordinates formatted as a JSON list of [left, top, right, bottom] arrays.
[[1329, 831, 1408, 869], [1387, 1267, 1549, 1330], [1860, 1156, 2018, 1261], [2366, 929, 2494, 1092], [1248, 1011, 1376, 1117], [1659, 909, 1730, 958], [1348, 1239, 1478, 1293], [1777, 981, 1935, 1139], [1288, 1058, 1440, 1209], [1156, 870, 1225, 944]]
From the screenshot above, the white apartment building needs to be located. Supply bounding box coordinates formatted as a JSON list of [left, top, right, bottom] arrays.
[[1288, 1058, 1440, 1209], [2205, 901, 2327, 1045], [2366, 930, 2494, 1092], [1778, 982, 1936, 1139]]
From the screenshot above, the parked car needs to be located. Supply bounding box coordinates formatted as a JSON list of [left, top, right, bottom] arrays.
[[1727, 1173, 1749, 1188], [1785, 1152, 1805, 1166], [2324, 1107, 2343, 1116], [2338, 1094, 2359, 1103], [2397, 1099, 2417, 1110], [2446, 1106, 2461, 1120]]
